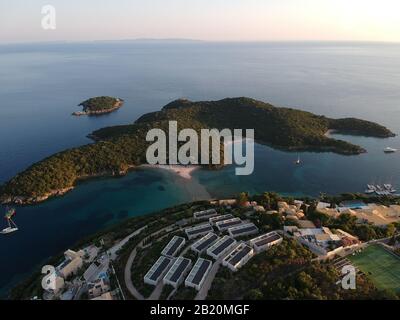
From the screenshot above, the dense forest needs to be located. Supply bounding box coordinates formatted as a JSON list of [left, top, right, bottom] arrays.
[[0, 97, 394, 204]]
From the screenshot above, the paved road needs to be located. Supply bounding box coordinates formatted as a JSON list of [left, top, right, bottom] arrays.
[[195, 257, 222, 300], [123, 224, 177, 300], [108, 226, 147, 261], [124, 247, 145, 300]]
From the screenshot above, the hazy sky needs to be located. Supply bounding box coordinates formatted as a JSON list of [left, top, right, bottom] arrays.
[[1, 0, 400, 43]]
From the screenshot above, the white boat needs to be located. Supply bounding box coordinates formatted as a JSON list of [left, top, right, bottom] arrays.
[[295, 155, 301, 165], [384, 147, 397, 153], [0, 227, 18, 234], [1, 207, 18, 235]]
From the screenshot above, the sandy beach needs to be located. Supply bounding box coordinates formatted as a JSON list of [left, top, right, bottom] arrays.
[[141, 164, 200, 180]]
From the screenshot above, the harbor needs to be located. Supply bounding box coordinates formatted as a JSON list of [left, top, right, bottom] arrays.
[[365, 184, 397, 196]]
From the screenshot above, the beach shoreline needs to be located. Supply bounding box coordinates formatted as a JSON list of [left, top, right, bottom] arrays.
[[141, 164, 200, 180]]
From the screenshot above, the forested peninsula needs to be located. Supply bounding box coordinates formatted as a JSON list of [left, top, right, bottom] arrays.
[[0, 97, 394, 204]]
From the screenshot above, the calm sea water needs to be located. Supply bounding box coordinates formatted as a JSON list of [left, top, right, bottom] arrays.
[[0, 41, 400, 297]]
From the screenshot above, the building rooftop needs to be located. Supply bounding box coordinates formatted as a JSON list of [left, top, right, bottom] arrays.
[[161, 236, 185, 257], [185, 223, 214, 236], [186, 258, 212, 286], [192, 233, 219, 252], [228, 223, 258, 236], [208, 236, 236, 256], [251, 232, 281, 247], [209, 214, 234, 225], [193, 209, 218, 219], [224, 243, 253, 267], [164, 257, 191, 283], [144, 256, 173, 282], [216, 217, 242, 230]]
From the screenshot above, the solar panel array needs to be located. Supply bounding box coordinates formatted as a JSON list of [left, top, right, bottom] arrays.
[[186, 258, 212, 288], [163, 257, 192, 286], [144, 256, 173, 284], [216, 218, 242, 231], [192, 233, 219, 252], [162, 236, 185, 257], [207, 236, 236, 258], [228, 223, 258, 237]]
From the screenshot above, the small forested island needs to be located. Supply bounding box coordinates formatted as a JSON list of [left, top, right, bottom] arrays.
[[0, 97, 395, 204], [72, 96, 124, 116]]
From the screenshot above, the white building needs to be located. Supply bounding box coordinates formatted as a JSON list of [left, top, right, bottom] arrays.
[[228, 223, 258, 238], [193, 209, 218, 220], [191, 233, 219, 254], [82, 245, 100, 263], [207, 236, 237, 260], [161, 236, 186, 257], [88, 278, 110, 299], [144, 256, 173, 286], [215, 217, 243, 232], [249, 231, 282, 253], [185, 258, 212, 291], [209, 214, 234, 225], [57, 249, 84, 279], [185, 223, 214, 240], [222, 243, 254, 272], [291, 226, 343, 256], [163, 257, 192, 289]]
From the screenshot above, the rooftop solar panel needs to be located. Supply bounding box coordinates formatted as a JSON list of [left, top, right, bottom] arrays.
[[170, 258, 191, 283], [218, 220, 242, 228], [187, 225, 213, 235], [212, 238, 235, 255], [165, 237, 184, 256], [210, 214, 233, 223], [192, 260, 211, 285], [228, 246, 252, 266], [254, 234, 281, 246], [149, 257, 172, 281], [196, 234, 218, 251], [231, 225, 257, 235]]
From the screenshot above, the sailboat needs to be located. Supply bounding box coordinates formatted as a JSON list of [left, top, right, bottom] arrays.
[[295, 155, 301, 165], [1, 207, 18, 235]]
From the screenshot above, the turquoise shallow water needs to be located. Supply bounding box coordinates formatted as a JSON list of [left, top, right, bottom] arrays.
[[0, 41, 400, 297]]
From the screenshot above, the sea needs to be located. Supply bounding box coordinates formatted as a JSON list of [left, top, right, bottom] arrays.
[[0, 41, 400, 297]]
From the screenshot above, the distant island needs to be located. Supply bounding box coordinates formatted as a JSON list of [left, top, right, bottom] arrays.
[[0, 97, 395, 204], [72, 96, 124, 116]]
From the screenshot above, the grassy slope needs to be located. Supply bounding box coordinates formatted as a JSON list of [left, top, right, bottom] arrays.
[[348, 244, 400, 293]]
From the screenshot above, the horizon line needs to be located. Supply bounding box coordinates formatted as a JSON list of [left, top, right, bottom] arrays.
[[1, 38, 400, 46]]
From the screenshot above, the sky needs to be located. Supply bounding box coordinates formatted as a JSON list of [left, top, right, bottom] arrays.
[[0, 0, 400, 43]]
